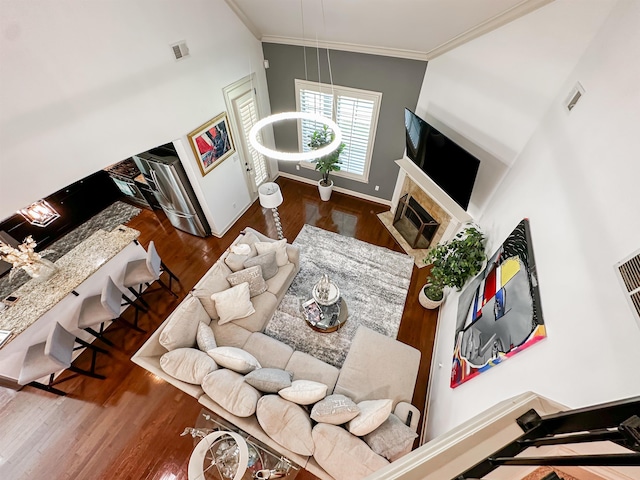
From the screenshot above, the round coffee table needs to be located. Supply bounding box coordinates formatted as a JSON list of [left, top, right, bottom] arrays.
[[304, 297, 348, 333]]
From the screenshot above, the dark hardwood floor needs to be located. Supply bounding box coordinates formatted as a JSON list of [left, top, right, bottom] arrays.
[[0, 177, 438, 479]]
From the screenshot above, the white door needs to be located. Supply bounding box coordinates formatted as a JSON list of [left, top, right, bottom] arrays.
[[224, 75, 270, 194]]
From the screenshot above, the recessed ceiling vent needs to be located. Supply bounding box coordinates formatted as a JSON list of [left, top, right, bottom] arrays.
[[171, 41, 189, 61], [565, 81, 585, 112], [615, 249, 640, 329]]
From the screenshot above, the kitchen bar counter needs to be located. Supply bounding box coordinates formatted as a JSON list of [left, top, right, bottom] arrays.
[[0, 226, 140, 347]]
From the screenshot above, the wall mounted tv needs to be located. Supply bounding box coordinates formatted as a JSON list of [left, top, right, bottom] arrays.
[[404, 108, 480, 211]]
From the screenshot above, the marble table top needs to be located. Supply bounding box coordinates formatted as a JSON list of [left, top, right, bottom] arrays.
[[0, 225, 140, 346]]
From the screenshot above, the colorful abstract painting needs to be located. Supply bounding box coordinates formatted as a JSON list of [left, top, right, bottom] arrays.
[[451, 219, 546, 388]]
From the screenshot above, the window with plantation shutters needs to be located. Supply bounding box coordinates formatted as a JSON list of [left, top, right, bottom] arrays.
[[295, 79, 382, 182], [237, 92, 268, 187]]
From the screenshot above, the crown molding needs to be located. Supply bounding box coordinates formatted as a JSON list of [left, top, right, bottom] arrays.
[[424, 0, 554, 59], [231, 0, 552, 61], [261, 35, 429, 62]]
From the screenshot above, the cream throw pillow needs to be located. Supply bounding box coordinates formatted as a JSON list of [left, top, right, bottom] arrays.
[[208, 346, 261, 374], [255, 239, 288, 267], [159, 348, 217, 384], [278, 379, 327, 405], [211, 282, 255, 325], [347, 399, 393, 436], [256, 395, 315, 456], [191, 262, 232, 319], [202, 369, 261, 417]]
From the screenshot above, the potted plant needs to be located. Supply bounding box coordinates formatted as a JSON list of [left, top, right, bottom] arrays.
[[308, 125, 345, 201], [419, 224, 487, 309]]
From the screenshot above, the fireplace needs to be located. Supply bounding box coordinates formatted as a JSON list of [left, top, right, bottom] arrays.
[[393, 194, 439, 249]]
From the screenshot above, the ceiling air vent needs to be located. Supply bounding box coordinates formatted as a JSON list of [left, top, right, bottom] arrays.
[[565, 81, 585, 112], [615, 249, 640, 329], [171, 41, 189, 61]]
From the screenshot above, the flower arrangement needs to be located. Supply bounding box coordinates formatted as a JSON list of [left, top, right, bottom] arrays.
[[0, 236, 55, 279]]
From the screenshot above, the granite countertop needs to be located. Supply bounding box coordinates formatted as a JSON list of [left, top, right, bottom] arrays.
[[0, 225, 140, 346]]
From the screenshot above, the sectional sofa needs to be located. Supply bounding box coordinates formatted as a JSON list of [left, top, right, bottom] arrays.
[[132, 227, 422, 480]]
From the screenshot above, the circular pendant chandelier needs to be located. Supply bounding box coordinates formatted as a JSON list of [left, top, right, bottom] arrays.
[[249, 111, 342, 162]]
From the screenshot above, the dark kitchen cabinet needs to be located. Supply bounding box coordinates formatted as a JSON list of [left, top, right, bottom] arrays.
[[0, 170, 121, 252]]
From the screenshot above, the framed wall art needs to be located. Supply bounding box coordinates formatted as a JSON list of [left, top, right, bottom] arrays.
[[188, 112, 236, 176], [451, 218, 546, 388]]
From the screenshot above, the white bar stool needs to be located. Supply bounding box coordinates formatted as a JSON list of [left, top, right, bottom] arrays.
[[122, 241, 179, 309], [77, 276, 146, 347], [18, 321, 107, 396]]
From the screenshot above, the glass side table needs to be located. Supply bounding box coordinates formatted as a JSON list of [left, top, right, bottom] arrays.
[[185, 408, 300, 480]]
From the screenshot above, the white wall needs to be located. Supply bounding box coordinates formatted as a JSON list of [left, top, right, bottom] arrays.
[[416, 0, 617, 219], [424, 0, 640, 440], [0, 0, 269, 233]]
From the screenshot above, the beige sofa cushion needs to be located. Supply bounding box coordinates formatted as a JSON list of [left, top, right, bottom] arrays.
[[256, 395, 315, 456], [243, 332, 294, 369], [347, 399, 393, 436], [192, 262, 232, 319], [229, 292, 278, 333], [265, 263, 296, 296], [312, 424, 389, 480], [159, 295, 210, 351], [210, 320, 251, 349], [201, 369, 261, 417], [285, 351, 339, 393], [334, 326, 421, 406], [159, 348, 218, 384]]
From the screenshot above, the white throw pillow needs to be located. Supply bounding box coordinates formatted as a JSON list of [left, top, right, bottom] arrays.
[[159, 348, 217, 384], [278, 379, 327, 405], [347, 399, 393, 436], [202, 369, 261, 417], [159, 295, 211, 350], [211, 282, 255, 325], [255, 239, 288, 267], [196, 322, 217, 352], [208, 346, 261, 374], [256, 395, 315, 456]]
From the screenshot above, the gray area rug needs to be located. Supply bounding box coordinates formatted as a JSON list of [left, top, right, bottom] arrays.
[[264, 224, 414, 368], [0, 201, 141, 299]]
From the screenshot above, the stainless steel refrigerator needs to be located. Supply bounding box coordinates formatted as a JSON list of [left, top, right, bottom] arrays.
[[133, 150, 211, 237]]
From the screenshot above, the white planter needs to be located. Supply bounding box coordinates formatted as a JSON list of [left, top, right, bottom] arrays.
[[318, 179, 333, 201], [419, 285, 444, 309]]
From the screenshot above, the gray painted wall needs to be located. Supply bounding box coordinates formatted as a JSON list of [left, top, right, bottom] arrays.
[[262, 43, 427, 201]]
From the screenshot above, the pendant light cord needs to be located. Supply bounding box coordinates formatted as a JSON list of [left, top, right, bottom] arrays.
[[301, 0, 308, 81]]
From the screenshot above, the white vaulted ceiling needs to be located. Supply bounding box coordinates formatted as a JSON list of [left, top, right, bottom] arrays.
[[226, 0, 553, 60]]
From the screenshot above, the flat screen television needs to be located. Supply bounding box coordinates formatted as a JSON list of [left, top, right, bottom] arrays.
[[404, 108, 480, 211]]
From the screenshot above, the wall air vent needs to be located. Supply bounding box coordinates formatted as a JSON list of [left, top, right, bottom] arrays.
[[171, 41, 189, 61], [615, 249, 640, 329], [565, 81, 585, 112]]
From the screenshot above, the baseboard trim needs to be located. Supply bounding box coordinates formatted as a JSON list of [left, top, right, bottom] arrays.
[[277, 172, 392, 206]]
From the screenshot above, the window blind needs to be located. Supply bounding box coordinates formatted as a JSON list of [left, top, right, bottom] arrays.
[[238, 95, 268, 187]]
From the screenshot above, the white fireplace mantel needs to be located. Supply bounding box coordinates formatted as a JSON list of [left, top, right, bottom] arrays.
[[392, 157, 474, 244]]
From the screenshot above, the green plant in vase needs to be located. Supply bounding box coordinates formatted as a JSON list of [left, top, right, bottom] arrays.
[[308, 125, 345, 200], [421, 224, 487, 308]]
